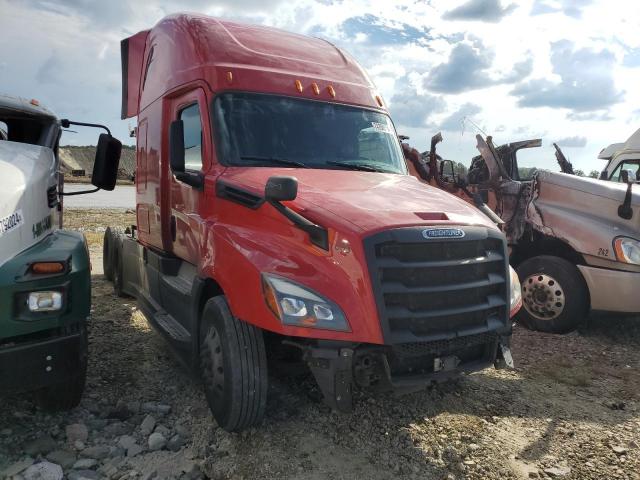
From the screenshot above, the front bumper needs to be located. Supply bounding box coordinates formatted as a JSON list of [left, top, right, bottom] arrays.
[[578, 265, 640, 313], [0, 230, 90, 340], [304, 331, 512, 411], [0, 330, 84, 393]]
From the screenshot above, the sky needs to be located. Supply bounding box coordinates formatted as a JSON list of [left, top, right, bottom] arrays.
[[1, 0, 639, 173]]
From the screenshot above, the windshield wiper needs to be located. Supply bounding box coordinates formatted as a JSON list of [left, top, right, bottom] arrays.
[[240, 155, 308, 168], [326, 161, 392, 173]]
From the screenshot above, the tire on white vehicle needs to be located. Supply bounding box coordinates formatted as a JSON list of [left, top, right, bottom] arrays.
[[516, 255, 589, 334]]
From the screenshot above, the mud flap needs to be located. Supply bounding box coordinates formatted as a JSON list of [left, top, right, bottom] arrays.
[[307, 348, 354, 412], [494, 342, 514, 369]]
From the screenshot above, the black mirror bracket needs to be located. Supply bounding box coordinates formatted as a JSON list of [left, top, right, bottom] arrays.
[[264, 176, 328, 250], [268, 200, 329, 250], [618, 178, 634, 220]]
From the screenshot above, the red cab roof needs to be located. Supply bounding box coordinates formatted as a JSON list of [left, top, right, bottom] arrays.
[[121, 14, 385, 119]]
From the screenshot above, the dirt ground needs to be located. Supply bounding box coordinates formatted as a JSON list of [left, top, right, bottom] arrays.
[[1, 209, 639, 480]]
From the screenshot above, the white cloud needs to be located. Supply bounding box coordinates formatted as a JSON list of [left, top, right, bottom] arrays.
[[0, 0, 639, 173]]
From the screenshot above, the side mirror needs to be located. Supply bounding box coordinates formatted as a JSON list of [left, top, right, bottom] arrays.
[[169, 120, 185, 173], [265, 176, 298, 202], [599, 171, 608, 180], [621, 170, 632, 184], [91, 133, 122, 191]]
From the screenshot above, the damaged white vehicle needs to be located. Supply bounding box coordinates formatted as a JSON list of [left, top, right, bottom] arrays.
[[404, 134, 640, 333]]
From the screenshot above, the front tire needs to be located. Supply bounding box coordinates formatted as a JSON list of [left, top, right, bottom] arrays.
[[516, 255, 588, 333], [199, 296, 268, 432]]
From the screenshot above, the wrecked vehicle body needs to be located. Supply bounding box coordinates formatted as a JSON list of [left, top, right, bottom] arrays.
[[404, 134, 640, 333]]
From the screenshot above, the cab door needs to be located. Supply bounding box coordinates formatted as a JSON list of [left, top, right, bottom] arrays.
[[167, 88, 210, 265]]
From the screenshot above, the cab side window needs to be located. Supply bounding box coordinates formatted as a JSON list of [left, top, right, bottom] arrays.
[[610, 161, 640, 182], [180, 103, 203, 171]]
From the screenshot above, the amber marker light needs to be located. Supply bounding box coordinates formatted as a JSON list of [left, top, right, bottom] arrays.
[[32, 262, 65, 274], [295, 79, 303, 93], [311, 82, 320, 95], [226, 71, 233, 84], [327, 85, 336, 98], [375, 95, 384, 107], [262, 277, 280, 317]]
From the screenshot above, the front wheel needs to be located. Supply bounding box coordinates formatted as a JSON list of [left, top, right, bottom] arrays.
[[515, 255, 589, 333], [199, 296, 268, 432]]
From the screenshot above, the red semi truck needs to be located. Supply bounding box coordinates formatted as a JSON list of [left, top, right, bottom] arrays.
[[104, 14, 522, 431]]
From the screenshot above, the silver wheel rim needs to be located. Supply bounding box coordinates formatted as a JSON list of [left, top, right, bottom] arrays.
[[521, 273, 565, 320], [201, 326, 225, 403]]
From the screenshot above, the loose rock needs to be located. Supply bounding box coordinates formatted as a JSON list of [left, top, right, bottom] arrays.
[[148, 432, 167, 451], [544, 466, 572, 477], [22, 462, 63, 480], [24, 436, 58, 456], [68, 469, 101, 480], [140, 415, 156, 436], [1, 458, 35, 477], [66, 424, 89, 444], [45, 450, 77, 470], [117, 435, 137, 451], [80, 445, 111, 460], [72, 458, 98, 470]]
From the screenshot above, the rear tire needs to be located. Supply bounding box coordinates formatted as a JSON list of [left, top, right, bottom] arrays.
[[516, 255, 588, 333], [113, 242, 126, 297], [103, 227, 115, 281], [35, 325, 87, 411], [199, 296, 268, 432]]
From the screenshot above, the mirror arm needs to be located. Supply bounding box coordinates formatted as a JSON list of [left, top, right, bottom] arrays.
[[59, 187, 100, 196], [618, 181, 634, 220], [268, 200, 329, 250], [61, 119, 112, 136]]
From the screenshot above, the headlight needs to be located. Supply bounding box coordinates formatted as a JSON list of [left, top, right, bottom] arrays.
[[613, 237, 640, 265], [262, 274, 350, 331], [27, 291, 63, 312], [509, 265, 522, 318]]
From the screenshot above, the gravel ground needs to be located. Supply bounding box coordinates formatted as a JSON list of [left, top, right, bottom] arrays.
[[1, 209, 639, 480]]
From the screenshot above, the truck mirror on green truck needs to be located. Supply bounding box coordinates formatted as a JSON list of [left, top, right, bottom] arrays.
[[104, 14, 522, 432], [0, 95, 122, 410]]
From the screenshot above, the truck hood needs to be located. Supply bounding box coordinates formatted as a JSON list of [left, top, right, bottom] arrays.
[[220, 167, 496, 234], [0, 141, 56, 267], [536, 170, 640, 207]]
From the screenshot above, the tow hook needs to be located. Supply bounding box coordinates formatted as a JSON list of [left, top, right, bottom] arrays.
[[495, 342, 514, 370], [306, 348, 354, 412]]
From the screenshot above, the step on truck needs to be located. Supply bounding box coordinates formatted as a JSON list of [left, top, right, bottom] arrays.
[[0, 95, 121, 409], [104, 14, 523, 431], [404, 133, 640, 334]]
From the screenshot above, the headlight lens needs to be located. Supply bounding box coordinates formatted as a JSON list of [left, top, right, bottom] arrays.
[[509, 265, 522, 318], [262, 274, 350, 331], [613, 237, 640, 265], [27, 291, 63, 312]]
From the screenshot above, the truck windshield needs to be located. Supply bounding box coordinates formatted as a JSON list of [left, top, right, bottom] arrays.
[[213, 93, 407, 174]]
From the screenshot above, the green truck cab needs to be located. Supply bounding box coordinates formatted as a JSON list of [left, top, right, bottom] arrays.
[[0, 95, 121, 409]]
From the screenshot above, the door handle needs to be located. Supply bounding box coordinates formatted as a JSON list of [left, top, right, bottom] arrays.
[[170, 215, 177, 241]]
